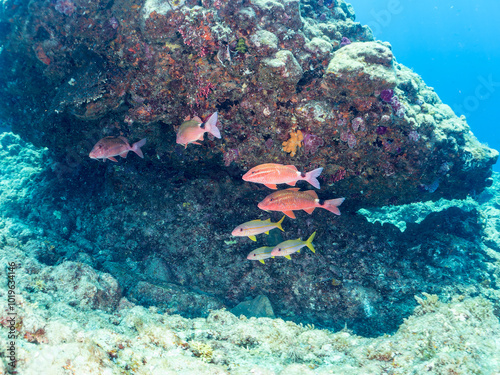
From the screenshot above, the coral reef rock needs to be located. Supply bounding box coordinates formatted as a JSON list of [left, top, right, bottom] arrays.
[[0, 0, 496, 209]]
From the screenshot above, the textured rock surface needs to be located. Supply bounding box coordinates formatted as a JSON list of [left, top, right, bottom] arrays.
[[0, 0, 496, 209], [1, 0, 500, 346], [1, 242, 499, 374]]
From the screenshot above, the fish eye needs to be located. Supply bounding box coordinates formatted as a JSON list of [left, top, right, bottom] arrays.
[[278, 248, 281, 252], [252, 171, 255, 174], [240, 228, 243, 231], [253, 254, 256, 257], [270, 198, 273, 201], [98, 145, 102, 148]]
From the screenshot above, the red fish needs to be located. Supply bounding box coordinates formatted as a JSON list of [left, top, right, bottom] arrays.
[[89, 136, 146, 162], [257, 188, 345, 219], [176, 112, 221, 148], [243, 163, 323, 189]]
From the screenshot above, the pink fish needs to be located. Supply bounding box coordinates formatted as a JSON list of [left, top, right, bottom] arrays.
[[176, 112, 221, 148], [89, 136, 146, 162], [257, 188, 345, 219], [242, 163, 323, 189]]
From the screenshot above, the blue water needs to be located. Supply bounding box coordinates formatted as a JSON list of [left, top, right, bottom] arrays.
[[350, 0, 500, 171]]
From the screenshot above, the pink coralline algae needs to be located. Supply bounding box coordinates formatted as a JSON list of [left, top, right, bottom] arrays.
[[408, 130, 420, 142], [347, 132, 357, 148], [340, 37, 352, 47], [265, 138, 274, 149], [109, 17, 119, 30], [351, 117, 365, 132], [303, 133, 324, 154], [55, 0, 76, 16], [380, 89, 394, 103], [380, 89, 406, 118], [330, 169, 347, 184]]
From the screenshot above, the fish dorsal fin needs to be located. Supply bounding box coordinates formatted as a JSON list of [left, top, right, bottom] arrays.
[[304, 190, 318, 199], [285, 188, 301, 192], [285, 165, 298, 171], [193, 116, 203, 124], [184, 115, 191, 121]]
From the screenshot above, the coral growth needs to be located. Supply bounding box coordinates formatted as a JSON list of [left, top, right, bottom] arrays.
[[282, 130, 304, 157]]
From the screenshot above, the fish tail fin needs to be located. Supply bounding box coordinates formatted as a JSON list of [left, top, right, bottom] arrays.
[[132, 138, 147, 158], [304, 167, 323, 189], [306, 231, 316, 253], [322, 198, 345, 215], [205, 112, 221, 139], [276, 215, 285, 231]]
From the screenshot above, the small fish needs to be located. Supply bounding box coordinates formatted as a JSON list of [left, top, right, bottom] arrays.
[[257, 188, 345, 219], [231, 216, 285, 241], [247, 246, 275, 264], [89, 136, 146, 162], [176, 111, 221, 148], [271, 231, 317, 260], [242, 163, 323, 189]]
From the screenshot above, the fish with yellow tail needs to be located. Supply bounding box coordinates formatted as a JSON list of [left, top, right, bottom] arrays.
[[271, 231, 317, 260], [243, 163, 323, 189], [231, 216, 285, 241], [257, 188, 345, 219], [247, 246, 275, 264], [89, 136, 146, 162], [176, 111, 221, 148]]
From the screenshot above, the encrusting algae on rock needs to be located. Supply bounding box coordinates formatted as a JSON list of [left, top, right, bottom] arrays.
[[282, 129, 303, 157]]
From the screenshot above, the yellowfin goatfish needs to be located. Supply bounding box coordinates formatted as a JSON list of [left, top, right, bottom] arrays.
[[271, 231, 316, 260], [176, 111, 221, 148], [231, 216, 285, 241], [247, 246, 275, 264]]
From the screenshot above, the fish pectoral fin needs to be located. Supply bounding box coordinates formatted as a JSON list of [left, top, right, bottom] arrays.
[[285, 255, 292, 260], [283, 211, 296, 219], [248, 235, 257, 241], [108, 157, 118, 162], [259, 259, 265, 264], [264, 184, 278, 189], [304, 207, 315, 214]]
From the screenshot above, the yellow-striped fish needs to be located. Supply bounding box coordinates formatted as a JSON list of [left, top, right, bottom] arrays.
[[247, 246, 275, 264], [231, 216, 285, 241], [271, 231, 316, 259]]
